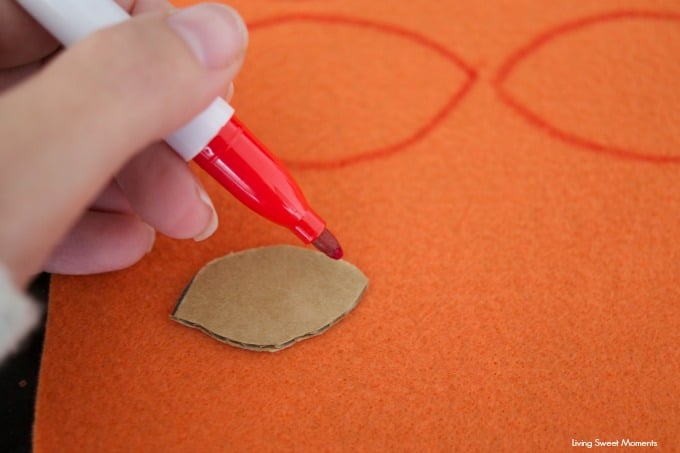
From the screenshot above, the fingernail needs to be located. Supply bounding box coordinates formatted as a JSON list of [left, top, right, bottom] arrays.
[[225, 82, 234, 101], [167, 4, 248, 70], [145, 224, 156, 253], [194, 185, 219, 241]]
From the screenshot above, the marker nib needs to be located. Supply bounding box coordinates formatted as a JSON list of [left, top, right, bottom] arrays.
[[312, 228, 344, 260]]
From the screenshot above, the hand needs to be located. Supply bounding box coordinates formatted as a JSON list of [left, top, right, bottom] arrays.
[[0, 0, 248, 286]]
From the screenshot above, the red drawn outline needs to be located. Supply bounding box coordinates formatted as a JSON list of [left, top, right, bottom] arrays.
[[247, 14, 477, 169], [495, 10, 680, 164]]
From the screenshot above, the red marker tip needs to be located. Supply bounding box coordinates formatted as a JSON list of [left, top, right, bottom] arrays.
[[312, 228, 344, 260]]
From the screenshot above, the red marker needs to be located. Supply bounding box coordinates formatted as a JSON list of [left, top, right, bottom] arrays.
[[194, 118, 343, 259], [17, 0, 343, 259]]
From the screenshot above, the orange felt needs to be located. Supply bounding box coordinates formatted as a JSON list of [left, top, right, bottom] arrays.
[[36, 0, 679, 450]]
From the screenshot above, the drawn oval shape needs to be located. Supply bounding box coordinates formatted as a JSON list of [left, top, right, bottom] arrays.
[[232, 14, 476, 169], [495, 11, 680, 163]]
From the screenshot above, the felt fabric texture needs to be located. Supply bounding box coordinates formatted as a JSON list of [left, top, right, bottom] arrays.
[[37, 0, 679, 450], [171, 246, 368, 351]]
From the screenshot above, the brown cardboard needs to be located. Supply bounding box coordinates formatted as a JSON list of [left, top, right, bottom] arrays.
[[171, 245, 368, 351]]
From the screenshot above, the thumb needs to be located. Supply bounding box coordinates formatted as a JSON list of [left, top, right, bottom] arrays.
[[20, 2, 247, 164], [0, 3, 248, 283]]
